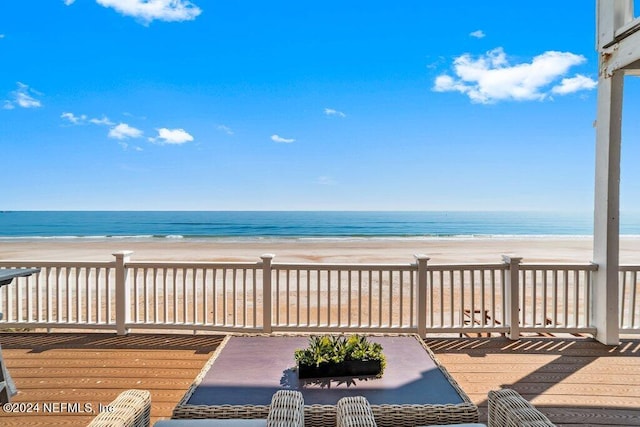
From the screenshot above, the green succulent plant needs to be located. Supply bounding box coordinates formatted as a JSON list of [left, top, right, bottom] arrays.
[[294, 334, 386, 374]]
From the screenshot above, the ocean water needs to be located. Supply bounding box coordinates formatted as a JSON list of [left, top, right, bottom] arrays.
[[2, 211, 638, 240]]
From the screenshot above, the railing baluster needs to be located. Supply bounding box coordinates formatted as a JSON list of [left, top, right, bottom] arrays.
[[286, 269, 290, 326], [493, 267, 499, 327], [449, 270, 454, 327], [531, 270, 537, 328], [347, 271, 352, 327], [296, 269, 301, 327], [327, 270, 332, 326], [563, 270, 569, 326], [368, 270, 372, 327], [242, 269, 247, 327], [56, 267, 62, 323], [337, 270, 342, 327], [632, 271, 638, 328], [378, 270, 382, 327], [214, 268, 219, 326], [411, 269, 416, 328], [520, 270, 526, 326], [232, 268, 237, 327], [317, 270, 321, 326], [222, 268, 228, 326], [306, 269, 311, 326], [89, 268, 95, 324], [626, 271, 631, 328], [480, 270, 486, 328], [573, 270, 580, 327], [358, 270, 362, 327], [37, 270, 42, 323], [399, 270, 404, 327], [253, 268, 257, 328], [152, 268, 160, 323], [586, 268, 592, 328]]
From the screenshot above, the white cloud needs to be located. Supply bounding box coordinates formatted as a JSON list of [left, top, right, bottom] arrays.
[[4, 82, 42, 109], [324, 108, 346, 118], [96, 0, 202, 24], [433, 47, 592, 103], [149, 127, 194, 144], [89, 116, 114, 126], [271, 134, 295, 143], [60, 112, 114, 126], [469, 30, 485, 39], [61, 112, 87, 124], [551, 74, 597, 95], [0, 34, 5, 39], [108, 123, 143, 139], [64, 0, 76, 5], [216, 124, 234, 135]]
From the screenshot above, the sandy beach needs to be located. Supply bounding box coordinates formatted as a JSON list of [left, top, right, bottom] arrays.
[[2, 237, 640, 264]]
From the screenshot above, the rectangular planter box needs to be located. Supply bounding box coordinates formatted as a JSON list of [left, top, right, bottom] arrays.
[[297, 360, 382, 379]]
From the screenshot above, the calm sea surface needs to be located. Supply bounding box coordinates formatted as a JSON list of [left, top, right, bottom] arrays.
[[1, 211, 639, 240]]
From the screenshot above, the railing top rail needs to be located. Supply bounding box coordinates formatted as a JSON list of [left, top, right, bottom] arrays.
[[272, 262, 416, 271], [520, 263, 599, 271], [126, 261, 262, 269], [426, 263, 507, 271], [0, 261, 115, 268], [619, 264, 640, 271]]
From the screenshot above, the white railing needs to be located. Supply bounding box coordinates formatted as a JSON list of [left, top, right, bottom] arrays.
[[425, 262, 508, 335], [619, 266, 640, 333], [271, 262, 417, 333], [0, 252, 625, 338], [519, 264, 596, 334], [126, 261, 264, 332], [0, 260, 115, 330]]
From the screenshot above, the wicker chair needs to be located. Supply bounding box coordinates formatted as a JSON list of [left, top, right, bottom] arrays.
[[336, 390, 555, 427], [266, 390, 305, 426], [487, 389, 555, 427], [336, 396, 485, 427], [336, 396, 377, 427], [87, 389, 151, 427]]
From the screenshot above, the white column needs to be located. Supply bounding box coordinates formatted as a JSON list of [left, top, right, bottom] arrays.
[[592, 69, 623, 345], [596, 0, 634, 49]]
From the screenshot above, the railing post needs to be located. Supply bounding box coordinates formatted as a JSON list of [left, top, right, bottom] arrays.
[[502, 255, 522, 340], [261, 254, 275, 333], [415, 254, 430, 338], [113, 251, 133, 336]]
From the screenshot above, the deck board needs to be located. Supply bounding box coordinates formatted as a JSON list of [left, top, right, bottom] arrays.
[[426, 336, 640, 426], [0, 333, 638, 426]]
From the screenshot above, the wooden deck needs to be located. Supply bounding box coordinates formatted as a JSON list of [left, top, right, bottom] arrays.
[[0, 333, 638, 426]]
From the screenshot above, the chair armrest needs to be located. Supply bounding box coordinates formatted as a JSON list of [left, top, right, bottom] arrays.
[[88, 389, 151, 427], [488, 389, 555, 427]]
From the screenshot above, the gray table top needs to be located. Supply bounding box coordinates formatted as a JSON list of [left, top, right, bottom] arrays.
[[0, 268, 41, 286], [188, 335, 466, 406]]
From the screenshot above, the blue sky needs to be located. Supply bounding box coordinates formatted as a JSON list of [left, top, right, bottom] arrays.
[[1, 1, 639, 211]]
